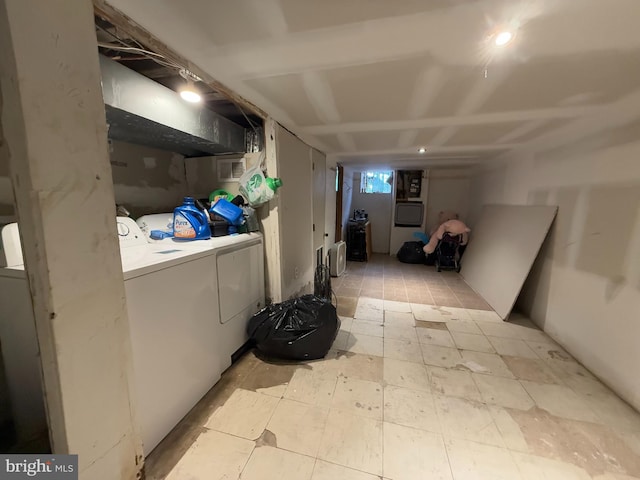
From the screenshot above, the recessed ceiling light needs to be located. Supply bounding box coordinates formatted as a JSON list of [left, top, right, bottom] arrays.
[[494, 31, 514, 46], [418, 147, 427, 154], [180, 89, 202, 103]]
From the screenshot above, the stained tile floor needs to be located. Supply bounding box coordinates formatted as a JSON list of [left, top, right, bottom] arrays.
[[146, 255, 640, 480]]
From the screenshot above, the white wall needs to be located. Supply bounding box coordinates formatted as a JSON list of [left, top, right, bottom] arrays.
[[469, 119, 640, 411], [109, 140, 187, 217], [351, 172, 392, 253], [425, 169, 472, 233]]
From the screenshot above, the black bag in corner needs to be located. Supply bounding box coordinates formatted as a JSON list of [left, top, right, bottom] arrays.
[[397, 241, 426, 264], [247, 294, 340, 360]]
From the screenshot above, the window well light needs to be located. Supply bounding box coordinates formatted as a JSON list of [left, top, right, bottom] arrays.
[[494, 31, 514, 46], [418, 147, 427, 154]]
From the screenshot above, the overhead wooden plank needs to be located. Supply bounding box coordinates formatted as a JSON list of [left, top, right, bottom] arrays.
[[460, 204, 557, 320]]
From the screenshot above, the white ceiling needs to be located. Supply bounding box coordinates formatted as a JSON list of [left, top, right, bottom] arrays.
[[105, 0, 640, 169]]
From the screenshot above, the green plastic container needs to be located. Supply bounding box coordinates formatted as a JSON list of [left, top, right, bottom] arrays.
[[209, 189, 234, 204]]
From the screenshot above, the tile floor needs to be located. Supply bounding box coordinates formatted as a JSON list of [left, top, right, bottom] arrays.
[[147, 255, 640, 480]]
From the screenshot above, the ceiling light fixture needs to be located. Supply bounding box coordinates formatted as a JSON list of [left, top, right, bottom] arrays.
[[180, 88, 202, 103], [418, 147, 427, 154], [178, 68, 203, 103], [494, 30, 514, 46]]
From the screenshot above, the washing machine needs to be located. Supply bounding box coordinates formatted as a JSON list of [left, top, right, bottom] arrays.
[[0, 217, 264, 454]]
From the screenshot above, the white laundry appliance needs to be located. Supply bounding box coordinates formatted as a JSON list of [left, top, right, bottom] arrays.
[[0, 217, 264, 453]]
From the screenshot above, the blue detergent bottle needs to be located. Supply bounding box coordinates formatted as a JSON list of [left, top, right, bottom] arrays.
[[173, 197, 211, 240]]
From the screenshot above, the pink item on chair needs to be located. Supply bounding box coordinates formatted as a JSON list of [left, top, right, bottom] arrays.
[[423, 219, 470, 254]]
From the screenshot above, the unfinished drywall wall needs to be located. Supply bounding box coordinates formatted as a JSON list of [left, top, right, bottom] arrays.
[[426, 168, 472, 233], [109, 139, 187, 217], [324, 155, 338, 255], [276, 126, 314, 300], [184, 152, 262, 200], [0, 136, 14, 222], [351, 172, 392, 253], [470, 118, 640, 411], [340, 167, 355, 241]]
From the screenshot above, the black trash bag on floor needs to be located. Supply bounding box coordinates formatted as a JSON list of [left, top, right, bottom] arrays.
[[397, 241, 426, 264], [247, 294, 340, 360]]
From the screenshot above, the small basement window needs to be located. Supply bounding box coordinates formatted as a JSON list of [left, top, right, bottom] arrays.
[[360, 171, 392, 194]]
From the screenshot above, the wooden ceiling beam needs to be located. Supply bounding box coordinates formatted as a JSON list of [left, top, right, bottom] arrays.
[[93, 0, 266, 120]]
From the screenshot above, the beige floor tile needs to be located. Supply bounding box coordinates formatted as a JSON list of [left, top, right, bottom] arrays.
[[411, 303, 447, 321], [284, 369, 338, 407], [355, 305, 384, 322], [206, 389, 280, 440], [240, 362, 298, 399], [487, 336, 538, 359], [520, 381, 601, 423], [512, 452, 592, 480], [311, 460, 381, 480], [351, 319, 384, 337], [383, 385, 440, 433], [339, 316, 354, 332], [436, 306, 473, 321], [383, 358, 431, 392], [384, 324, 419, 342], [502, 356, 563, 384], [416, 328, 456, 348], [358, 297, 384, 310], [384, 310, 415, 327], [460, 351, 515, 378], [446, 320, 482, 335], [384, 300, 412, 313], [593, 474, 640, 480], [581, 390, 640, 432], [466, 310, 503, 323], [526, 340, 574, 362], [487, 405, 530, 453], [434, 395, 505, 447], [333, 329, 350, 351], [166, 429, 254, 480], [332, 377, 383, 420], [472, 374, 535, 410], [545, 359, 609, 395], [383, 338, 424, 363], [266, 399, 329, 457], [315, 351, 384, 383], [508, 323, 552, 343], [429, 366, 482, 401], [476, 321, 520, 339], [445, 437, 522, 480], [317, 409, 383, 476], [240, 446, 315, 480], [451, 332, 495, 353], [384, 422, 452, 480], [421, 344, 463, 368], [346, 332, 384, 357]]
